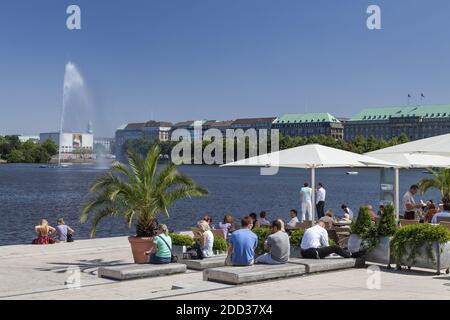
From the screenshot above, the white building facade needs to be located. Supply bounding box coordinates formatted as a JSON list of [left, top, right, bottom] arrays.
[[40, 132, 94, 153]]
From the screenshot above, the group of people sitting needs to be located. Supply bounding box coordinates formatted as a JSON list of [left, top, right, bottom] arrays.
[[402, 185, 450, 223], [145, 217, 216, 264], [32, 218, 75, 245], [145, 212, 365, 266], [225, 216, 365, 266]]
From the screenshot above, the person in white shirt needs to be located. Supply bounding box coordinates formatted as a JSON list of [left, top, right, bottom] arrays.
[[300, 182, 313, 222], [402, 185, 422, 220], [300, 218, 365, 259], [316, 183, 326, 219], [431, 199, 450, 224], [259, 211, 271, 226], [287, 209, 299, 229], [197, 220, 214, 258]]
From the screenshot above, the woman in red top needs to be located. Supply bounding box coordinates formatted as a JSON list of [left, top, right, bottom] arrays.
[[32, 219, 56, 245]]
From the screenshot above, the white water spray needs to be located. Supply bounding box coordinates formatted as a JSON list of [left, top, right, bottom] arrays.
[[58, 62, 89, 166]]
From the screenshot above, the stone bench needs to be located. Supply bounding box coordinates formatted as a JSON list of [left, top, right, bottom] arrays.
[[288, 256, 365, 273], [98, 263, 187, 281], [180, 255, 227, 270], [203, 263, 306, 285]]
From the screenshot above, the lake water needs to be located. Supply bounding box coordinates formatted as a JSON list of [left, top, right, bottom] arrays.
[[0, 163, 439, 246]]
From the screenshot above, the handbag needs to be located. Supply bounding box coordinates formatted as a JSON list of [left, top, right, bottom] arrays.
[[156, 235, 178, 263]]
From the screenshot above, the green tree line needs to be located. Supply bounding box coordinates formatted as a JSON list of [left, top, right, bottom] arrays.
[[0, 136, 59, 163], [121, 133, 410, 163]]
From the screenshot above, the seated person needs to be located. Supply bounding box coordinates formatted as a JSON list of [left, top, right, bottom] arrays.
[[259, 211, 271, 226], [431, 198, 450, 224], [341, 204, 354, 220], [255, 220, 290, 265], [377, 205, 385, 216], [321, 210, 335, 229], [146, 224, 172, 264], [300, 218, 365, 259], [277, 219, 286, 232], [225, 217, 258, 266], [196, 220, 214, 258], [32, 219, 56, 245], [218, 214, 234, 240], [249, 213, 260, 229], [54, 218, 75, 242], [366, 205, 378, 221], [202, 215, 215, 230], [287, 209, 299, 229], [424, 200, 437, 223]]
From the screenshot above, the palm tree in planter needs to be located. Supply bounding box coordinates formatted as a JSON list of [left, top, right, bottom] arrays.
[[418, 168, 450, 198], [80, 145, 208, 263]]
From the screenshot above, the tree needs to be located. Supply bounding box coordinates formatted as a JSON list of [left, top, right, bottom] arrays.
[[41, 139, 58, 156], [80, 145, 209, 237], [6, 149, 25, 163], [418, 168, 450, 198]]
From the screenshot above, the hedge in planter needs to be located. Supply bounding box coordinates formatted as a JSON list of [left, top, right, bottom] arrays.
[[350, 206, 378, 251], [213, 236, 228, 253], [170, 233, 195, 247], [252, 227, 271, 255], [290, 229, 305, 248], [391, 223, 450, 264], [377, 204, 397, 237]]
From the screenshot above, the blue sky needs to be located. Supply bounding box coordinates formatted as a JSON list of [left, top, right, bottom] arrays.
[[1, 0, 450, 136]]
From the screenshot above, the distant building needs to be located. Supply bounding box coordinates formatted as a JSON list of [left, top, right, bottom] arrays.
[[18, 135, 40, 143], [204, 120, 234, 136], [115, 121, 172, 157], [170, 120, 210, 141], [94, 137, 114, 153], [39, 132, 93, 153], [272, 113, 344, 139], [230, 117, 276, 134], [344, 105, 450, 141]]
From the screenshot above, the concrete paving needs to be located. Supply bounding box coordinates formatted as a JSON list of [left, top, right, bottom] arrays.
[[1, 236, 449, 300]]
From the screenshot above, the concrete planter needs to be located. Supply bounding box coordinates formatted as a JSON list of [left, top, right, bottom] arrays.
[[348, 234, 364, 253], [290, 245, 301, 258], [395, 241, 450, 275], [172, 245, 189, 259], [366, 236, 392, 266]]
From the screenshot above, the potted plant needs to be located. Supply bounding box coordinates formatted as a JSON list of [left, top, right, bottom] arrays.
[[366, 204, 398, 265], [171, 233, 196, 259], [252, 227, 271, 255], [289, 229, 305, 258], [348, 206, 377, 253], [213, 236, 228, 255], [80, 145, 208, 264], [391, 223, 450, 274]]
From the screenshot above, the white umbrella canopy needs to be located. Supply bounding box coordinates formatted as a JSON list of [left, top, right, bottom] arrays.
[[369, 133, 450, 156], [222, 144, 398, 222], [222, 144, 397, 169], [365, 152, 450, 169]]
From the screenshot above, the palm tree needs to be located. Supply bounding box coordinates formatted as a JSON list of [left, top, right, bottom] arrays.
[[80, 145, 208, 238], [418, 168, 450, 198]]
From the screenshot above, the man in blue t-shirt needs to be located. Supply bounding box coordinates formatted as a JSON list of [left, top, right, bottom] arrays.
[[226, 216, 258, 266]]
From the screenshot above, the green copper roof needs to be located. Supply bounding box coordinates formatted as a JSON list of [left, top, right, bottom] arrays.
[[350, 105, 450, 121], [274, 113, 341, 124]]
